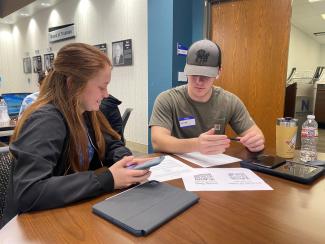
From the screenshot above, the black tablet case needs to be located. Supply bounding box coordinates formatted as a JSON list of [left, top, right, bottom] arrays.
[[240, 159, 325, 184], [92, 180, 199, 236]]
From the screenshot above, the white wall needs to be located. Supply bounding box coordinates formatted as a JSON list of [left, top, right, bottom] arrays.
[[320, 45, 325, 66], [0, 23, 16, 91], [287, 24, 321, 75], [318, 45, 325, 83], [0, 0, 148, 146]]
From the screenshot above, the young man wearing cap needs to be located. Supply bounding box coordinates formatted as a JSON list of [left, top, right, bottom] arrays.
[[149, 39, 265, 154]]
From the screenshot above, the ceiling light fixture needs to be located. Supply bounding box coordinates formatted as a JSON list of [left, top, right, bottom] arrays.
[[322, 14, 325, 20], [308, 0, 324, 3], [314, 32, 325, 36], [20, 13, 30, 16], [41, 3, 51, 7]]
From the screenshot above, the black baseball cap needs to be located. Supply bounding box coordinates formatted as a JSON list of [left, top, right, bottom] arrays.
[[184, 39, 221, 78]]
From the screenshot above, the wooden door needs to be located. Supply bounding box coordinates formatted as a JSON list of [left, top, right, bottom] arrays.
[[211, 0, 291, 148]]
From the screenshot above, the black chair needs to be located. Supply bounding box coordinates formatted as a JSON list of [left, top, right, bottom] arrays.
[[0, 146, 12, 227], [121, 108, 133, 134]]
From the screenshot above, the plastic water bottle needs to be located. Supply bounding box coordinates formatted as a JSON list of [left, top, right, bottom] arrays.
[[300, 115, 318, 162], [0, 98, 10, 126]]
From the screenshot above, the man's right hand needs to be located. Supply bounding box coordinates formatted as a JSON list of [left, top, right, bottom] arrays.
[[197, 128, 230, 155]]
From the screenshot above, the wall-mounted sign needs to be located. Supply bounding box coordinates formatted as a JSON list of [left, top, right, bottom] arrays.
[[112, 39, 132, 66], [177, 43, 188, 56], [94, 43, 107, 54], [44, 53, 55, 72], [295, 96, 312, 114], [178, 71, 187, 82], [48, 23, 75, 43], [32, 56, 42, 73], [23, 57, 32, 74]]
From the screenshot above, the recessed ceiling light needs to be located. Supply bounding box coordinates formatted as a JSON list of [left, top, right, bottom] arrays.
[[20, 13, 30, 16], [314, 32, 325, 36], [322, 14, 325, 20], [41, 3, 51, 7], [308, 0, 324, 3]]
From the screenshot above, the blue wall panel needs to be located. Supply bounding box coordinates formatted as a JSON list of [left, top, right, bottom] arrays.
[[172, 0, 192, 88], [192, 0, 204, 42], [147, 0, 204, 152]]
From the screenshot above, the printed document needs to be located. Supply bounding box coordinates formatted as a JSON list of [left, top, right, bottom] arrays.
[[182, 168, 273, 191], [176, 152, 241, 167], [149, 155, 193, 182]]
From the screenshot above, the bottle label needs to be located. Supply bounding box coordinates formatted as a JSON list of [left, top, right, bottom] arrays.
[[301, 128, 318, 138]]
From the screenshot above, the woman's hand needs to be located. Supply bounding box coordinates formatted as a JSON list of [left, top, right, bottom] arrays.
[[109, 156, 152, 189]]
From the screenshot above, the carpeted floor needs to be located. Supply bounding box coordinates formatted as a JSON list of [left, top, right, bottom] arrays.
[[131, 151, 148, 157]]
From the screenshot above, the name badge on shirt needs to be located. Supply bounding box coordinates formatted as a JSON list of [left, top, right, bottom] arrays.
[[179, 116, 196, 128]]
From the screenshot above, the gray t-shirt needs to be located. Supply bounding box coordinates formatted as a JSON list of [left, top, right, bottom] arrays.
[[149, 85, 254, 139]]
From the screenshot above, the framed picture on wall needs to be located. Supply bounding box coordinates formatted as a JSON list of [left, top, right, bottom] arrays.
[[44, 53, 55, 72], [32, 55, 42, 73], [23, 57, 32, 74], [94, 43, 107, 54], [112, 39, 132, 66]]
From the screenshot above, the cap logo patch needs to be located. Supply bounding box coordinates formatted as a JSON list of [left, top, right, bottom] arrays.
[[195, 49, 209, 64]]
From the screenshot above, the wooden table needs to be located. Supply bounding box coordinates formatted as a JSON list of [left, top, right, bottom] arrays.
[[1, 145, 325, 243]]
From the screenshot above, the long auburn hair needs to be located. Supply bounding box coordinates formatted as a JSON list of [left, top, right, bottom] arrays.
[[11, 43, 120, 171]]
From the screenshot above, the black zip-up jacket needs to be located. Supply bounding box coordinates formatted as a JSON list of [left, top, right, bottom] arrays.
[[1, 104, 131, 227]]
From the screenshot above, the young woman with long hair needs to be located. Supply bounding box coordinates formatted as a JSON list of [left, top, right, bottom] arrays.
[[2, 43, 150, 226]]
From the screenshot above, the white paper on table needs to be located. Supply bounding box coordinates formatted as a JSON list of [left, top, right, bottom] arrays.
[[148, 155, 193, 182], [182, 168, 273, 191], [176, 152, 241, 167]]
